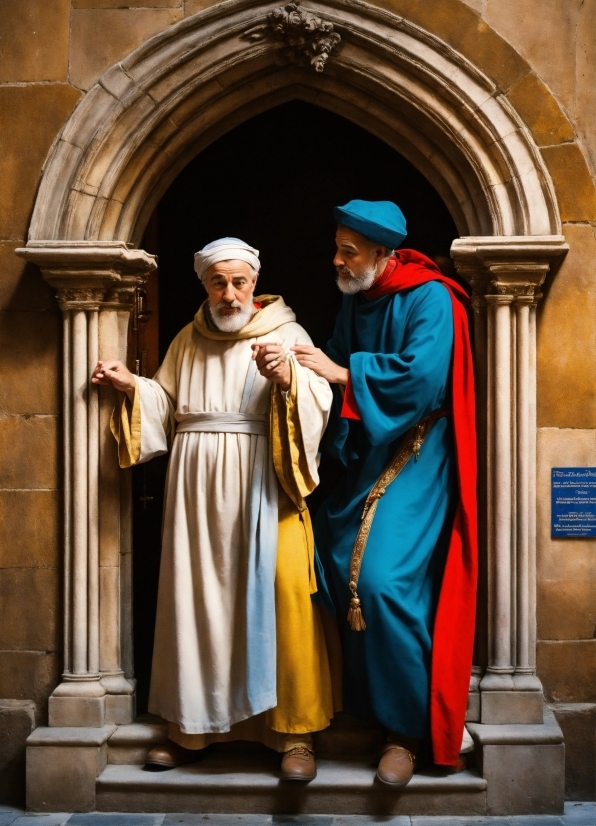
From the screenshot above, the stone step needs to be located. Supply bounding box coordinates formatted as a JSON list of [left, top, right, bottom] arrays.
[[96, 757, 486, 816], [107, 716, 389, 765]]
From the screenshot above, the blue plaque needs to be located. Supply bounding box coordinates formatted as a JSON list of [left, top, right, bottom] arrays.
[[552, 467, 596, 537]]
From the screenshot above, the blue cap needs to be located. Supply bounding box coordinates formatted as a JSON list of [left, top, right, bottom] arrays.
[[333, 200, 407, 249]]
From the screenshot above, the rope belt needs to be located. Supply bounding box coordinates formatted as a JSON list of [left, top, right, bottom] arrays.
[[175, 412, 267, 436], [347, 409, 450, 632]]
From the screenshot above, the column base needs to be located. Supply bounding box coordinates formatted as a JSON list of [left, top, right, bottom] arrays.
[[479, 671, 543, 724], [26, 724, 116, 812], [468, 706, 564, 815], [101, 674, 136, 725], [481, 690, 544, 724], [48, 677, 106, 727]]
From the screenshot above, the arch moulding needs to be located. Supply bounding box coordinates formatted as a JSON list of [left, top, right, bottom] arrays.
[[18, 0, 569, 758]]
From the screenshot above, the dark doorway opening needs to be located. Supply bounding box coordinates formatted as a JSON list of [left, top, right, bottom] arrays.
[[132, 100, 458, 713]]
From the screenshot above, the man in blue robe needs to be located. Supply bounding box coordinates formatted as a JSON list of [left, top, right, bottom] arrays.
[[292, 200, 477, 786]]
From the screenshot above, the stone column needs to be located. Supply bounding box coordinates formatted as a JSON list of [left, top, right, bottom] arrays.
[[48, 287, 108, 726], [15, 243, 156, 728], [451, 236, 568, 726], [98, 277, 144, 724]]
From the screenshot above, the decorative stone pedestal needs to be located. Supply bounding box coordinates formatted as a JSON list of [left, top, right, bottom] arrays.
[[26, 726, 116, 813], [468, 708, 565, 816]]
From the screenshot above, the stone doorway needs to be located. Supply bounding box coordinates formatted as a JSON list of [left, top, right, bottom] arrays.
[[132, 100, 460, 711], [16, 0, 570, 814]]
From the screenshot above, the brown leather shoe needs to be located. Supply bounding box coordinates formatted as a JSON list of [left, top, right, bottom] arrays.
[[280, 746, 317, 781], [376, 743, 416, 787], [145, 739, 200, 769]]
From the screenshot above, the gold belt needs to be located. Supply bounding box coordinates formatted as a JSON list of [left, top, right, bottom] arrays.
[[347, 411, 448, 632]]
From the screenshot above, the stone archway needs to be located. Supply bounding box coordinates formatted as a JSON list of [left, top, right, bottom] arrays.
[[19, 0, 569, 814]]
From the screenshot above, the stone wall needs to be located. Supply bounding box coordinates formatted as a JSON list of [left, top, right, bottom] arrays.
[[0, 0, 594, 803]]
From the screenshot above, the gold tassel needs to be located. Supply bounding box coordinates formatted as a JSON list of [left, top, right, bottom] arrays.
[[347, 595, 366, 631]]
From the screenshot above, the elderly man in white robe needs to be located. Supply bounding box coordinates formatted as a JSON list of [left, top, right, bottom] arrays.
[[92, 237, 337, 780]]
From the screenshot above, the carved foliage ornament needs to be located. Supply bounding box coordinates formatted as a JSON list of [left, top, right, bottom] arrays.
[[244, 2, 341, 73]]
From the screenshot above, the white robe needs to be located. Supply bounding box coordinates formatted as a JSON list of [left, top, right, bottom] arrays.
[[126, 300, 332, 735]]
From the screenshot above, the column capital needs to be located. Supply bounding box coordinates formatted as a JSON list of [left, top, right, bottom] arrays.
[[56, 287, 106, 312], [451, 235, 568, 303], [102, 274, 147, 312], [15, 241, 156, 298]]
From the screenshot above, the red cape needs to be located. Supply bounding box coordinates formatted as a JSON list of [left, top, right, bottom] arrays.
[[342, 250, 478, 766]]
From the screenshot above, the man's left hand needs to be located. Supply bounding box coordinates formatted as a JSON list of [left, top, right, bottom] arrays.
[[252, 343, 291, 391], [291, 345, 349, 385]]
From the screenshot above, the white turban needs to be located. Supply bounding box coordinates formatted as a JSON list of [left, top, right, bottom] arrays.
[[193, 237, 260, 281]]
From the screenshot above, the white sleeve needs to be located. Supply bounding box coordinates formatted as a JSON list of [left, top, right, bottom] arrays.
[[136, 376, 176, 464]]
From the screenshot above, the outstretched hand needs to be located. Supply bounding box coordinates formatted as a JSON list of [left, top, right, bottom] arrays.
[[291, 345, 349, 385], [91, 360, 136, 401], [251, 343, 291, 391]]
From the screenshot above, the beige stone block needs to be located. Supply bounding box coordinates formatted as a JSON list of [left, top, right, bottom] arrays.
[[536, 428, 596, 582], [552, 703, 596, 801], [481, 691, 543, 725], [0, 490, 60, 569], [537, 224, 596, 427], [0, 415, 59, 490], [506, 73, 575, 146], [0, 0, 70, 82], [537, 579, 596, 641], [0, 568, 59, 651], [0, 311, 60, 416], [0, 85, 81, 240], [27, 744, 106, 812], [70, 9, 184, 91], [0, 242, 55, 311], [541, 144, 596, 222], [0, 651, 60, 708], [48, 696, 106, 729], [537, 640, 596, 703], [483, 743, 564, 815], [75, 0, 181, 6], [486, 0, 583, 114], [371, 0, 530, 91], [0, 700, 36, 807], [575, 0, 596, 175], [105, 694, 134, 725], [185, 0, 221, 13], [107, 722, 167, 764]]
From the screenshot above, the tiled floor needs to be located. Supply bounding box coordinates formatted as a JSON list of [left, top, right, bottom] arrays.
[[0, 803, 594, 826]]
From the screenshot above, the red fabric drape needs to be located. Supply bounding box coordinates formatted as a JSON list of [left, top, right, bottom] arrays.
[[341, 250, 478, 766]]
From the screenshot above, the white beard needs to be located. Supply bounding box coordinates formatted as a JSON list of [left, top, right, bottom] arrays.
[[209, 295, 255, 332], [336, 263, 378, 295]]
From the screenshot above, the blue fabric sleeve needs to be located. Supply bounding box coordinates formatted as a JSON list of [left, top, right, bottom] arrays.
[[349, 282, 454, 447], [323, 299, 353, 463]]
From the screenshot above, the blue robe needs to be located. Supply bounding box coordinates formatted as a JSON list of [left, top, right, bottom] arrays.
[[314, 281, 457, 737]]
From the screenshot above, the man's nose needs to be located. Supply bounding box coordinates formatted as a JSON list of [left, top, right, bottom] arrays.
[[333, 252, 344, 268], [222, 283, 236, 302]]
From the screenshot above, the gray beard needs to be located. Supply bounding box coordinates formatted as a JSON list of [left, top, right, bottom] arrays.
[[208, 295, 255, 332], [336, 263, 377, 295]]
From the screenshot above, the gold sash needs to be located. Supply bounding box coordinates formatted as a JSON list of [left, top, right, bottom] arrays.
[[347, 416, 439, 632]]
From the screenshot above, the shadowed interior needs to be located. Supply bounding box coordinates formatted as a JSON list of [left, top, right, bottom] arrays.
[[133, 100, 458, 714]]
